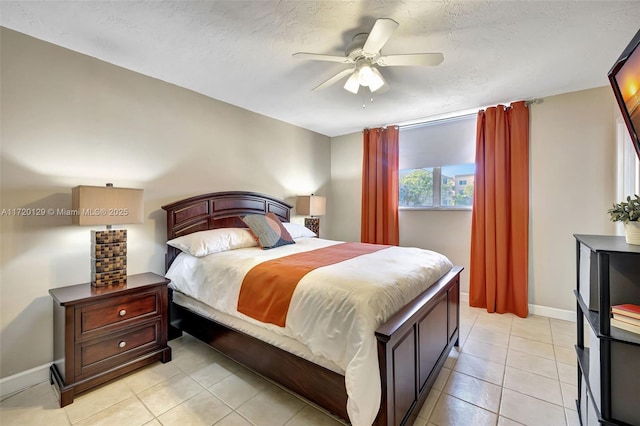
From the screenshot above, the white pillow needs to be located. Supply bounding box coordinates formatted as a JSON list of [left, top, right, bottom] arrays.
[[167, 228, 257, 257], [283, 222, 317, 239]]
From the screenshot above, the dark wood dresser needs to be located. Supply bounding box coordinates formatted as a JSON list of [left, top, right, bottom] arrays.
[[574, 235, 640, 425], [49, 272, 172, 406]]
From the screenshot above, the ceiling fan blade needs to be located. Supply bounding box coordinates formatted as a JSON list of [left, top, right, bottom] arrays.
[[343, 72, 360, 94], [312, 68, 355, 91], [293, 52, 353, 64], [363, 18, 399, 54], [377, 53, 444, 67]]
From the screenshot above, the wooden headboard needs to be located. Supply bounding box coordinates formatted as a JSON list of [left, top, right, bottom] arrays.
[[161, 191, 292, 269]]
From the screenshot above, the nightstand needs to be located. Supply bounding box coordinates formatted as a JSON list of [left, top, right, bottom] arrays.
[[49, 272, 172, 407]]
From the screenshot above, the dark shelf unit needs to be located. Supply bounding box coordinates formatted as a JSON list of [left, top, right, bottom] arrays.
[[574, 235, 640, 426]]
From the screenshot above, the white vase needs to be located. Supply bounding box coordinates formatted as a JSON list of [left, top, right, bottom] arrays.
[[624, 222, 640, 245]]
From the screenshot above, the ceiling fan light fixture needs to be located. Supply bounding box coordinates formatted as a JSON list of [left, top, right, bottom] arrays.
[[368, 68, 385, 92], [358, 64, 374, 86]]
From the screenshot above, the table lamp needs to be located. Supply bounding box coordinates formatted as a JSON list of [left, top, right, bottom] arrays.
[[72, 183, 144, 287], [296, 195, 326, 235]]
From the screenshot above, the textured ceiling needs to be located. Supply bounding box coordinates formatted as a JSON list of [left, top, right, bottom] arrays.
[[1, 1, 639, 137]]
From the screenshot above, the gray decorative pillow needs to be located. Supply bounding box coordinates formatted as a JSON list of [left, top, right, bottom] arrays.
[[242, 212, 295, 249]]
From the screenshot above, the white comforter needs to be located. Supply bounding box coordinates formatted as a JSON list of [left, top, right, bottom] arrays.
[[166, 238, 453, 426]]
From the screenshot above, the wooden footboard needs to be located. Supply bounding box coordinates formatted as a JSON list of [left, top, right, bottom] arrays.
[[375, 266, 461, 426]]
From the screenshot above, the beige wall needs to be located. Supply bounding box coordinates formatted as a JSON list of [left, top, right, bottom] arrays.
[[329, 87, 619, 313], [530, 87, 617, 311], [327, 132, 362, 242], [399, 210, 472, 293], [0, 28, 331, 379]]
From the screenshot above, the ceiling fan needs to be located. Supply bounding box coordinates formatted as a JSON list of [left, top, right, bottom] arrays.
[[293, 18, 444, 94]]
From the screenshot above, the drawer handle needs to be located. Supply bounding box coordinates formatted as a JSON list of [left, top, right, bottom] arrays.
[[118, 309, 126, 317], [119, 341, 126, 348]]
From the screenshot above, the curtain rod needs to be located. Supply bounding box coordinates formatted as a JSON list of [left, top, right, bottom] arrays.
[[525, 98, 544, 106], [394, 98, 544, 130]]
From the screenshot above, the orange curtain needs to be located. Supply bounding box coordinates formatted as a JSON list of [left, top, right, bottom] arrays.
[[470, 101, 529, 318], [361, 126, 399, 245]]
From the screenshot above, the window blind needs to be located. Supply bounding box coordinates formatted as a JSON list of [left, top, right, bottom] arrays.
[[399, 114, 476, 169]]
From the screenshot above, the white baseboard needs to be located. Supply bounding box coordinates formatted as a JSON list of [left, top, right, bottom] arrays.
[[0, 363, 49, 400], [460, 292, 576, 322], [528, 304, 576, 322]]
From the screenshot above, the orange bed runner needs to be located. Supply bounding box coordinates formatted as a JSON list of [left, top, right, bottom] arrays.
[[237, 242, 388, 326]]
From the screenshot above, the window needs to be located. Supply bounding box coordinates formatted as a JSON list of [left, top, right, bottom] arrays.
[[399, 164, 475, 207], [399, 115, 476, 209]]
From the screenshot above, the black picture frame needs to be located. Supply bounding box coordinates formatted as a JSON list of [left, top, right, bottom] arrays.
[[608, 29, 640, 161]]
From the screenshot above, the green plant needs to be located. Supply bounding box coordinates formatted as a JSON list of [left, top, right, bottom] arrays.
[[608, 194, 640, 223]]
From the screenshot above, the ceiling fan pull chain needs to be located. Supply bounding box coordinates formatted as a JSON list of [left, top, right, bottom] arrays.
[[361, 93, 376, 108]]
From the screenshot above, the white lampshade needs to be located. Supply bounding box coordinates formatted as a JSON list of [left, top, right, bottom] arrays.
[[296, 195, 326, 217], [358, 65, 374, 87], [368, 68, 385, 92], [344, 72, 360, 94]]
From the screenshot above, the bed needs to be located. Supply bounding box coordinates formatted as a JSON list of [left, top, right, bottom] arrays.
[[162, 191, 462, 426]]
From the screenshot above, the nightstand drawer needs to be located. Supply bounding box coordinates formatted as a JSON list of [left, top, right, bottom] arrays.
[[76, 320, 160, 378], [77, 289, 160, 339]]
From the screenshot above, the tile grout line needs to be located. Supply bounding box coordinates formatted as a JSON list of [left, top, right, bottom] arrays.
[[495, 324, 510, 423]]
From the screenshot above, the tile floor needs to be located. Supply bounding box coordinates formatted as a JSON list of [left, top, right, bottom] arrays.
[[0, 305, 581, 426]]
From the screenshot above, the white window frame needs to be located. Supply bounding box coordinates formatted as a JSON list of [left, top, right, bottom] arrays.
[[616, 118, 640, 234]]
